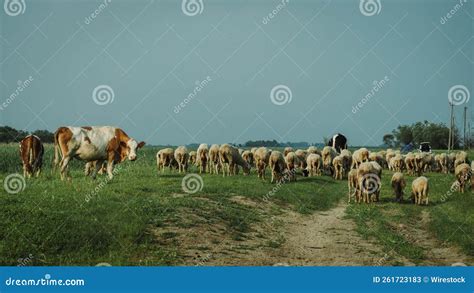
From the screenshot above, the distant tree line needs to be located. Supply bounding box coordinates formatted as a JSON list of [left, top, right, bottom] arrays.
[[0, 126, 54, 143], [383, 121, 462, 149]]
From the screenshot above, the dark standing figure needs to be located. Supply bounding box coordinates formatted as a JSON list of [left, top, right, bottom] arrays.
[[327, 133, 347, 153]]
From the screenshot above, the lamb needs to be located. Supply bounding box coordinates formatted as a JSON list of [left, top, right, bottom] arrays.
[[347, 169, 358, 203], [174, 146, 189, 173], [254, 147, 271, 180], [322, 146, 337, 175], [209, 144, 221, 174], [284, 152, 299, 182], [332, 155, 344, 180], [284, 147, 294, 157], [157, 148, 177, 173], [219, 144, 250, 177], [306, 153, 322, 176], [351, 148, 370, 169], [411, 176, 429, 205], [391, 172, 406, 202], [196, 144, 209, 174], [454, 163, 472, 193], [269, 151, 287, 183]]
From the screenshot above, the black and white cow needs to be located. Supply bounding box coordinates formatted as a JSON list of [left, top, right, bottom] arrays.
[[327, 133, 347, 153]]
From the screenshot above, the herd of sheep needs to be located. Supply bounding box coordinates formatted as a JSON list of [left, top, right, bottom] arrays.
[[157, 144, 474, 205]]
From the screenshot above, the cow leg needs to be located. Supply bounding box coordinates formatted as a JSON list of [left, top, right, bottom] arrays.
[[106, 159, 115, 180], [91, 160, 104, 179], [60, 156, 72, 181]]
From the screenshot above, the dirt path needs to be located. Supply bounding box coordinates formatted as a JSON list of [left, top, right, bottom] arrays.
[[155, 197, 471, 266]]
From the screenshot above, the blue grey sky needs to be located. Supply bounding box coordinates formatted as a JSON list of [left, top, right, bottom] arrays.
[[1, 0, 472, 146]]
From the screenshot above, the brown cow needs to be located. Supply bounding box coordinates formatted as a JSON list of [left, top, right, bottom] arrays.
[[19, 135, 44, 178], [54, 126, 145, 180]]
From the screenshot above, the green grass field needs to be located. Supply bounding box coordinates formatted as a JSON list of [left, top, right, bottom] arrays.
[[0, 144, 472, 266]]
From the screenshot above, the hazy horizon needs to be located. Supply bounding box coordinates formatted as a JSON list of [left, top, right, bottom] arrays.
[[1, 0, 472, 146]]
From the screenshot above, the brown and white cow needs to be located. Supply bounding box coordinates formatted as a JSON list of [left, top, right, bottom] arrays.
[[53, 126, 145, 180], [19, 135, 44, 178]]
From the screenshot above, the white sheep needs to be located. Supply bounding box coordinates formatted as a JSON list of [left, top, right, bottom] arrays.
[[284, 151, 298, 182], [351, 148, 370, 169], [306, 153, 322, 177], [174, 146, 189, 173], [196, 144, 209, 174], [254, 147, 271, 180], [332, 155, 344, 180], [209, 144, 221, 175], [269, 151, 287, 183], [322, 146, 337, 175], [391, 172, 406, 202], [411, 176, 429, 205], [219, 144, 250, 177], [157, 148, 177, 173], [455, 163, 472, 193]]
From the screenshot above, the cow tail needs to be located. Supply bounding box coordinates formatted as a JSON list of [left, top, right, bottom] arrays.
[[53, 130, 61, 171]]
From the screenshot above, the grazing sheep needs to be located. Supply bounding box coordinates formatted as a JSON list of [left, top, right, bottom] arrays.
[[369, 152, 385, 169], [332, 155, 344, 180], [340, 149, 352, 176], [174, 146, 189, 173], [386, 151, 397, 171], [307, 146, 320, 155], [392, 154, 405, 172], [404, 153, 416, 176], [242, 150, 254, 167], [284, 152, 299, 182], [250, 147, 258, 155], [351, 148, 370, 169], [322, 146, 337, 175], [391, 172, 406, 202], [209, 144, 221, 175], [454, 163, 472, 193], [269, 151, 287, 183], [196, 144, 209, 174], [157, 148, 177, 173], [306, 153, 322, 176], [411, 176, 429, 205], [295, 149, 308, 170], [254, 147, 271, 180], [356, 162, 381, 203], [437, 153, 448, 173], [455, 151, 468, 169], [219, 144, 250, 177], [284, 147, 294, 157], [347, 169, 358, 203]]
